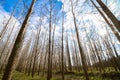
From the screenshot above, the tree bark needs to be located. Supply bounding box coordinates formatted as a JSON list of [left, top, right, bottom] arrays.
[[47, 0, 52, 80], [2, 0, 36, 80], [70, 0, 89, 79], [91, 0, 120, 42], [96, 0, 120, 32]]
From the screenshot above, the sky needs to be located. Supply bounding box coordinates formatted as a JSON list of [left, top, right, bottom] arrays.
[[0, 0, 120, 53], [0, 0, 63, 18]]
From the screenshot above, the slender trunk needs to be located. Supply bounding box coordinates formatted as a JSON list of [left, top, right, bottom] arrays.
[[0, 21, 17, 62], [93, 42, 105, 72], [50, 24, 56, 77], [96, 0, 120, 32], [66, 36, 72, 71], [2, 0, 36, 80], [32, 28, 41, 77], [0, 0, 20, 38], [42, 44, 48, 76], [90, 0, 120, 42], [47, 0, 52, 79], [70, 0, 89, 79], [38, 33, 46, 75], [61, 6, 64, 80], [73, 40, 80, 72]]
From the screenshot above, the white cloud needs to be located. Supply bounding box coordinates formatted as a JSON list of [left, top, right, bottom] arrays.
[[0, 6, 20, 43]]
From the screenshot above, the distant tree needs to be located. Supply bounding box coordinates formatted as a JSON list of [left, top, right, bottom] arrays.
[[0, 0, 20, 38], [47, 0, 52, 80], [70, 0, 89, 79], [66, 35, 72, 71]]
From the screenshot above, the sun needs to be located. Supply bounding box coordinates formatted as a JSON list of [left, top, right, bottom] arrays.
[[98, 28, 107, 37]]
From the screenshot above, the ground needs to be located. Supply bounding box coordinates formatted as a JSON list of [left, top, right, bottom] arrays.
[[1, 71, 120, 80]]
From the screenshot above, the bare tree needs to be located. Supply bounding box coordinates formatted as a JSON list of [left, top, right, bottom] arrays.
[[96, 0, 120, 32], [47, 0, 52, 80], [2, 0, 36, 80], [90, 0, 120, 42], [70, 0, 89, 80]]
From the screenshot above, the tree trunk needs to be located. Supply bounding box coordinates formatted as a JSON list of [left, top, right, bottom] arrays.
[[2, 0, 36, 80], [70, 0, 89, 79], [61, 5, 64, 80], [66, 36, 72, 71], [47, 0, 52, 80], [96, 0, 120, 32], [91, 0, 120, 42]]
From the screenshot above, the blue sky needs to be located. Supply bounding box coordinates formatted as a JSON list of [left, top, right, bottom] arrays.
[[0, 0, 120, 55], [0, 0, 63, 18], [0, 0, 18, 12]]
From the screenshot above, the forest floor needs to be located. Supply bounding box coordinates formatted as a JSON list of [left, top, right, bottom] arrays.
[[0, 71, 120, 80]]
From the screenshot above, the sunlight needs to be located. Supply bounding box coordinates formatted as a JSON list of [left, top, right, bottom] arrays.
[[98, 28, 107, 37], [0, 0, 120, 80]]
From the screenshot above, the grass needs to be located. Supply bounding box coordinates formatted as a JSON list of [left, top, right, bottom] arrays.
[[0, 71, 46, 80], [0, 71, 120, 80]]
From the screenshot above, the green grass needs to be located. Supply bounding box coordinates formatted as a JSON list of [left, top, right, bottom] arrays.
[[0, 71, 119, 80], [0, 72, 46, 80]]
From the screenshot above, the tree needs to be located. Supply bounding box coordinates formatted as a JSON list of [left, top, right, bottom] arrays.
[[96, 0, 120, 32], [70, 0, 89, 79], [66, 35, 72, 71], [47, 0, 52, 80], [90, 0, 120, 42], [0, 0, 20, 38], [31, 27, 41, 77], [2, 0, 36, 80]]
